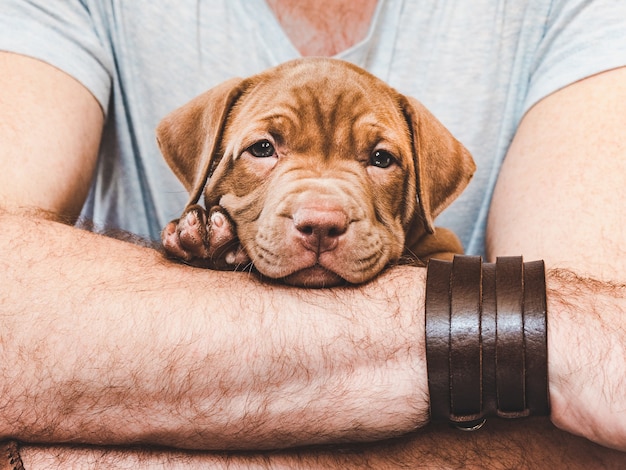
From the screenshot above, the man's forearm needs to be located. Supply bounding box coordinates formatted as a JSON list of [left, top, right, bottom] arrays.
[[2, 212, 626, 452], [0, 212, 428, 448], [18, 420, 626, 469]]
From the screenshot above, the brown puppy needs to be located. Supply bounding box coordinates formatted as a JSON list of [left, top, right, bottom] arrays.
[[158, 58, 475, 287]]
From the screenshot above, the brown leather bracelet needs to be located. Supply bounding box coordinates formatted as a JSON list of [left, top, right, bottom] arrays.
[[425, 255, 549, 428]]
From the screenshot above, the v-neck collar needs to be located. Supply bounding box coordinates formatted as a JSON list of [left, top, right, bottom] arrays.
[[251, 0, 386, 64]]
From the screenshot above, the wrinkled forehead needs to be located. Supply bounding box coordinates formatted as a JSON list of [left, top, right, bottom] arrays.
[[225, 62, 410, 150]]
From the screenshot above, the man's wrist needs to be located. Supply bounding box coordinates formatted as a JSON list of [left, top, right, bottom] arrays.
[[336, 265, 431, 434], [546, 269, 626, 450], [425, 256, 549, 429]]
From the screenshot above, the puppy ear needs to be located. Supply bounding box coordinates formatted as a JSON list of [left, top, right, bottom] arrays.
[[399, 95, 475, 233], [156, 77, 247, 207]]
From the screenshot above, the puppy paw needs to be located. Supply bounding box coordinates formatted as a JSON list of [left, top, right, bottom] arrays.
[[161, 205, 249, 269]]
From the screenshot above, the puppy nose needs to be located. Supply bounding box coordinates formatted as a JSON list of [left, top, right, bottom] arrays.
[[293, 207, 348, 253]]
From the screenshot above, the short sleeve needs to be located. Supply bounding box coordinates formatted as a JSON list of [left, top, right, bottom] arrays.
[[0, 0, 114, 113], [524, 0, 626, 114]]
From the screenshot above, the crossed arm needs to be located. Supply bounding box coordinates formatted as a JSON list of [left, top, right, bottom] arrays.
[[1, 53, 625, 467]]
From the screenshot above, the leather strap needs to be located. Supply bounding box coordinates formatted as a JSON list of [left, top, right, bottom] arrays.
[[449, 255, 483, 425], [495, 256, 528, 417], [425, 255, 549, 427], [481, 261, 498, 417], [523, 260, 550, 415], [425, 259, 452, 421]]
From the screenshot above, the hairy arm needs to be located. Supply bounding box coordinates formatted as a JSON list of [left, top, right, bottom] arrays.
[[488, 66, 626, 449], [547, 270, 626, 449], [2, 51, 626, 470], [18, 419, 626, 469], [0, 212, 429, 448], [0, 53, 428, 447]]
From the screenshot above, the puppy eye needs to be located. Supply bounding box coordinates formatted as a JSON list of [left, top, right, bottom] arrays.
[[247, 140, 276, 158], [370, 150, 395, 168]]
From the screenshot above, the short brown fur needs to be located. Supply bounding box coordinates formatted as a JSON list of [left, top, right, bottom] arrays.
[[158, 58, 475, 287]]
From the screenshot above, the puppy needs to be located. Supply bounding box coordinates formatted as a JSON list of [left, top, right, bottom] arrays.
[[158, 58, 475, 287]]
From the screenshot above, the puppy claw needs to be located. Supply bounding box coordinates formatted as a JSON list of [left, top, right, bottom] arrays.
[[208, 208, 236, 247], [184, 209, 197, 225], [161, 220, 193, 260], [177, 209, 210, 256], [210, 210, 225, 228]]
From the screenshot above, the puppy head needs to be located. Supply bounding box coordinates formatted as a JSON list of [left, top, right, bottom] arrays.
[[157, 58, 474, 285]]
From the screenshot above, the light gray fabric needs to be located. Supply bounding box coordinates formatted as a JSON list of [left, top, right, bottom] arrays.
[[1, 0, 626, 254]]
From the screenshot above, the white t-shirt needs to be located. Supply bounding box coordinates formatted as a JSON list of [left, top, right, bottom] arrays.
[[2, 0, 626, 254]]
